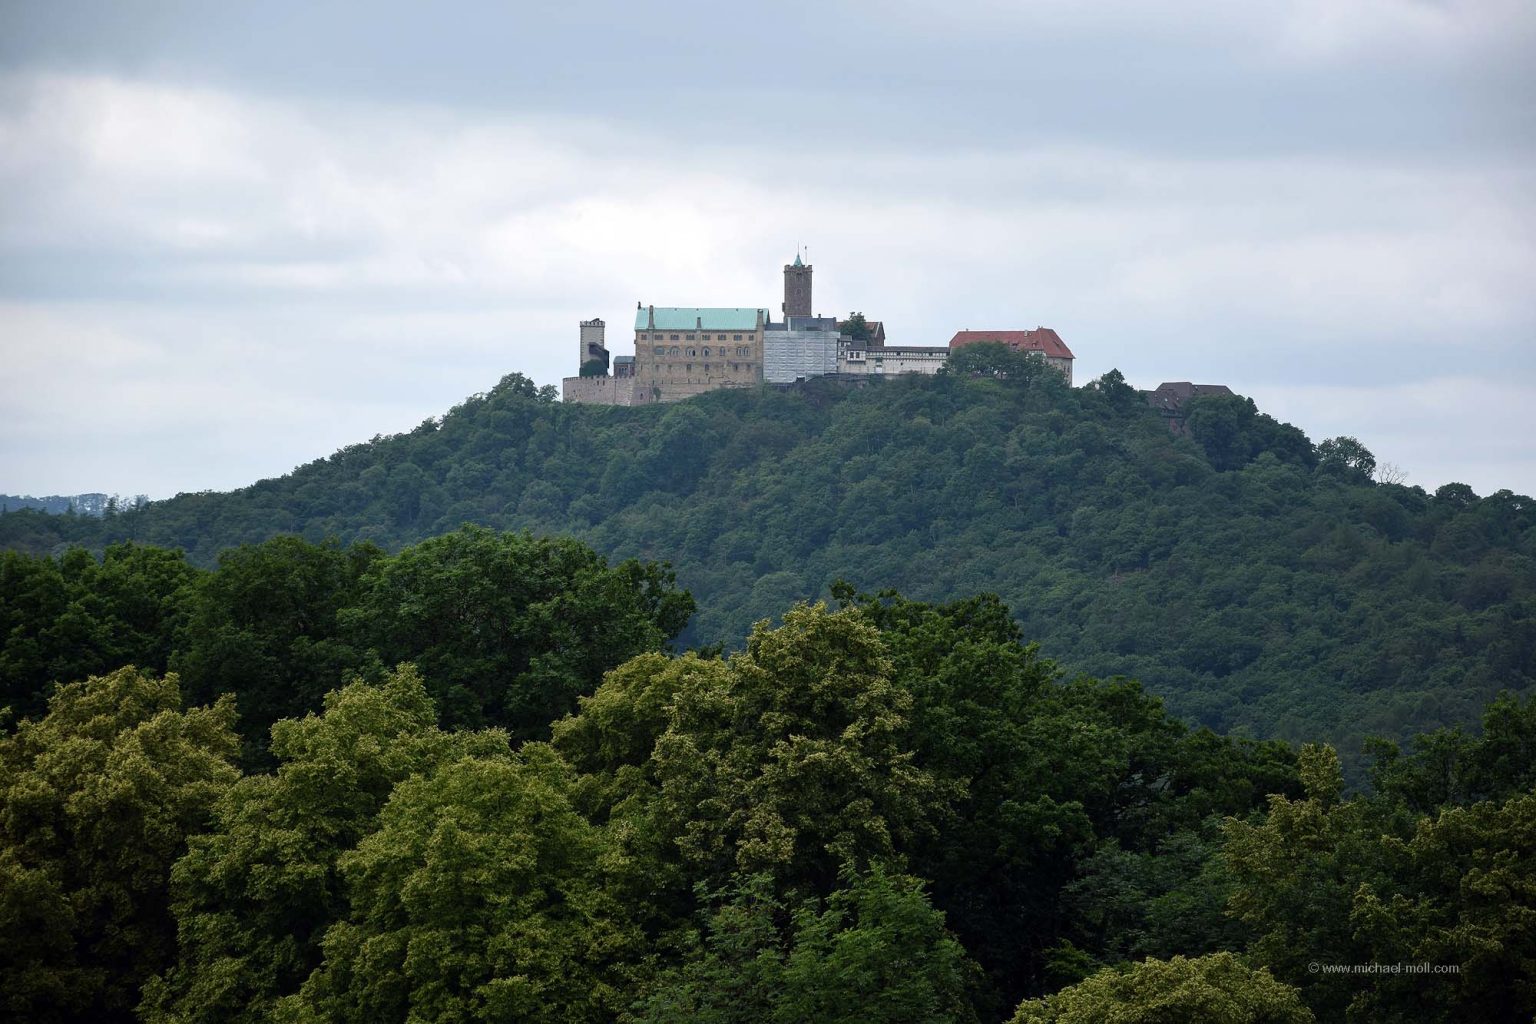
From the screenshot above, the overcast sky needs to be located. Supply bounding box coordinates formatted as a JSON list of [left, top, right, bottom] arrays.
[[1, 0, 1533, 500]]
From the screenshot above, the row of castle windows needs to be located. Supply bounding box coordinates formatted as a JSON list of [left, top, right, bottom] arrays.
[[647, 363, 754, 374], [642, 332, 748, 342], [652, 346, 752, 357]]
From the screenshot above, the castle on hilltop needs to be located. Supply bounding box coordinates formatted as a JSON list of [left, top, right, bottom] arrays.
[[561, 256, 1075, 405]]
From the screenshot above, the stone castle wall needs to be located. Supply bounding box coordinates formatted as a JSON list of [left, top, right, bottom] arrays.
[[633, 325, 764, 403], [561, 376, 637, 406]]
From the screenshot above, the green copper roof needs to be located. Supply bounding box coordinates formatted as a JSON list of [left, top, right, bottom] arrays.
[[793, 253, 804, 267], [634, 307, 765, 331]]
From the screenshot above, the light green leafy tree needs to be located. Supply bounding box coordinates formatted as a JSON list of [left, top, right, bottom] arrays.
[[1222, 745, 1388, 1019], [0, 667, 239, 1024], [141, 666, 504, 1024], [274, 744, 643, 1024], [1010, 952, 1313, 1023], [1347, 789, 1536, 1024], [552, 651, 728, 926], [556, 603, 950, 899], [1224, 741, 1536, 1023]]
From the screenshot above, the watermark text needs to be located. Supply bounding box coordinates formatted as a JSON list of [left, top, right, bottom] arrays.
[[1309, 961, 1460, 976]]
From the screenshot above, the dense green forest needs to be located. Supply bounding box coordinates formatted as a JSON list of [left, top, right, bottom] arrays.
[[4, 526, 1533, 1022], [4, 363, 1531, 764]]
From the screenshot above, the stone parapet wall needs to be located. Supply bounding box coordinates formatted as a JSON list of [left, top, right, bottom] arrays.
[[562, 376, 638, 406]]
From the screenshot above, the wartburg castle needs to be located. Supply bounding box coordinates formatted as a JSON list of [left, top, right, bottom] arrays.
[[561, 255, 1076, 406]]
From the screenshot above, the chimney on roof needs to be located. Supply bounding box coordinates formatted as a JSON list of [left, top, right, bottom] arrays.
[[647, 305, 654, 329]]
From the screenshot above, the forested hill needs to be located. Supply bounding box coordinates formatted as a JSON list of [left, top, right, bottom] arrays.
[[4, 367, 1533, 756]]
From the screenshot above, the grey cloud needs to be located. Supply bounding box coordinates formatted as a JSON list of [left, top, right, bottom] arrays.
[[3, 1, 1531, 160], [0, 4, 1532, 498]]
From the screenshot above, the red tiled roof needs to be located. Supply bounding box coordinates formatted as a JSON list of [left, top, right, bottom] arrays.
[[948, 328, 1074, 360]]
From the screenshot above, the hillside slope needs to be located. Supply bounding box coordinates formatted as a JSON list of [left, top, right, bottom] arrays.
[[5, 370, 1532, 755]]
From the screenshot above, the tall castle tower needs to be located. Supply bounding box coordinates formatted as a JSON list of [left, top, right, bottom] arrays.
[[783, 252, 812, 318], [579, 318, 609, 372]]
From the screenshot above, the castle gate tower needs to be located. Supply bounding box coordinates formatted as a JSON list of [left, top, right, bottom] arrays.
[[783, 253, 812, 318]]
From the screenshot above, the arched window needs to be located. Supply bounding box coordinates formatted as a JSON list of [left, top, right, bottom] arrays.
[[669, 346, 680, 355]]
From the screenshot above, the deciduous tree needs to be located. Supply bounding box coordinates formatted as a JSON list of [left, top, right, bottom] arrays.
[[1010, 952, 1313, 1023], [142, 667, 504, 1024], [275, 744, 641, 1024], [342, 526, 693, 736], [631, 864, 980, 1024], [0, 667, 239, 1024]]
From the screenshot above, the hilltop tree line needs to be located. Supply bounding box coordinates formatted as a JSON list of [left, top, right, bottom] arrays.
[[4, 527, 1534, 1022], [0, 492, 149, 517], [2, 361, 1533, 768]]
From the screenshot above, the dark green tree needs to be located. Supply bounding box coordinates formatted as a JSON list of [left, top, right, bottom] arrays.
[[1317, 436, 1376, 481], [838, 586, 1297, 1007], [632, 865, 981, 1024], [839, 312, 873, 343], [342, 526, 694, 736], [1364, 692, 1536, 812], [942, 341, 1061, 386], [1185, 393, 1315, 472], [171, 535, 381, 765], [0, 667, 239, 1024], [1086, 368, 1142, 412], [0, 545, 200, 720]]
